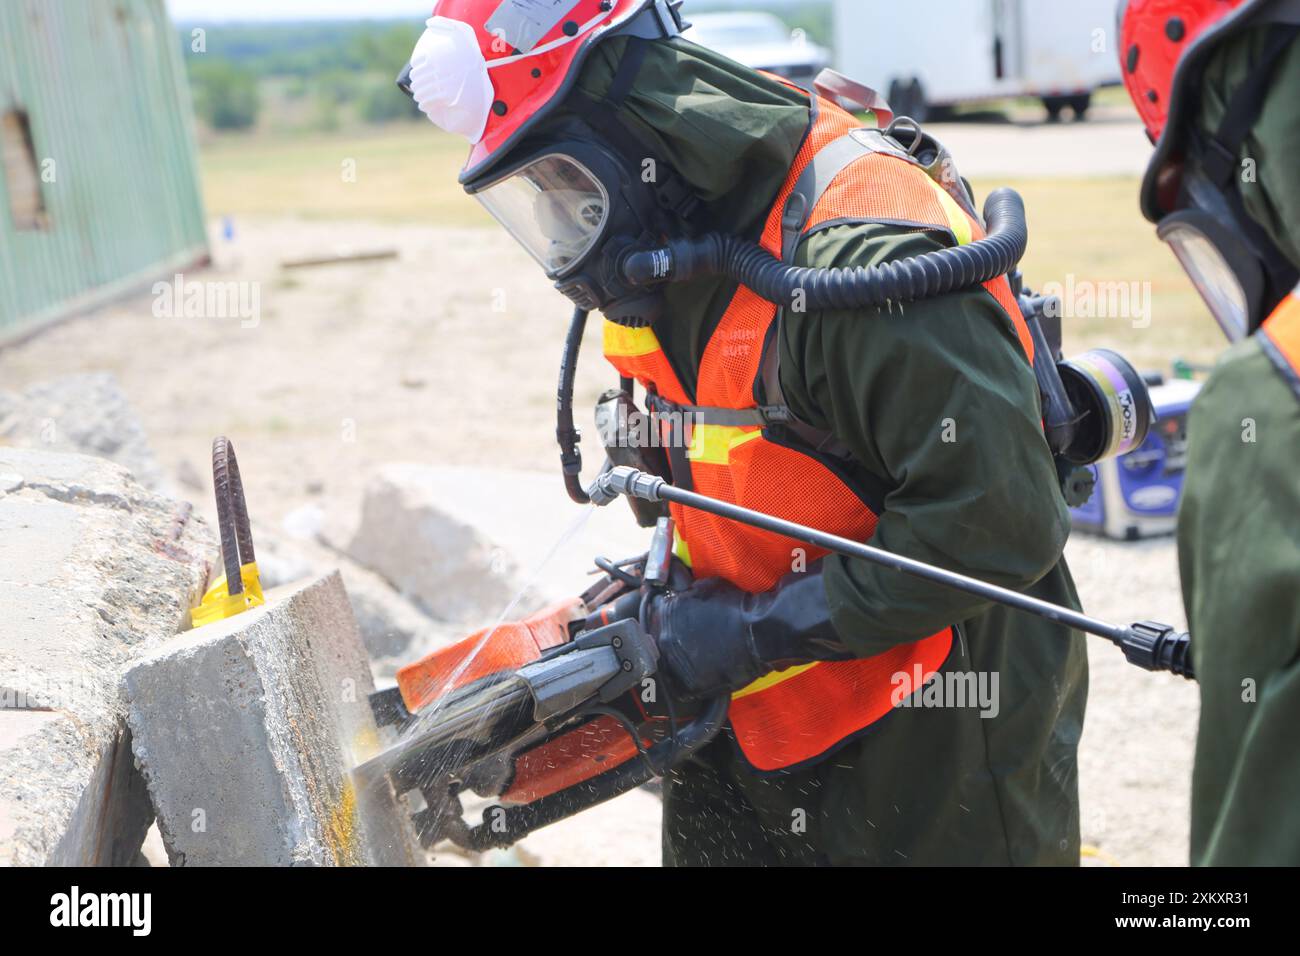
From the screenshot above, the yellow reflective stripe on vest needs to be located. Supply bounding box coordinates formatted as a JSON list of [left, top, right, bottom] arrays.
[[603, 321, 662, 358], [927, 179, 973, 246], [732, 661, 820, 700], [673, 527, 692, 568], [687, 424, 761, 465]]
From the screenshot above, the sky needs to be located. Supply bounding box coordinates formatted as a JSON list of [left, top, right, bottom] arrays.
[[165, 0, 434, 22]]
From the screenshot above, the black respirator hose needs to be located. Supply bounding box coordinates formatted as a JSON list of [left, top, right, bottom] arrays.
[[557, 307, 592, 505], [622, 188, 1029, 310]]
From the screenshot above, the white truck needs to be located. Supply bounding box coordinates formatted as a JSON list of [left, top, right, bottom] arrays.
[[832, 0, 1123, 121]]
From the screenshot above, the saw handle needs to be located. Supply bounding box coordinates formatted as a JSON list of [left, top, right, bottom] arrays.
[[582, 589, 644, 633]]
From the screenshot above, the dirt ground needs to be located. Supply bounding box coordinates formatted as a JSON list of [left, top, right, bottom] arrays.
[[0, 217, 1198, 866]]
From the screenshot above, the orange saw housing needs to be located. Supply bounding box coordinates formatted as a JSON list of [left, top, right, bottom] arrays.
[[395, 598, 671, 805]]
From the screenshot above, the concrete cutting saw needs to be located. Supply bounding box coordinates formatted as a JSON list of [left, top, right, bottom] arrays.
[[355, 518, 727, 852], [355, 471, 1193, 853]]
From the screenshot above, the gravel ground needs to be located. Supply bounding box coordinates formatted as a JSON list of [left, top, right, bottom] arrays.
[[0, 219, 1197, 866], [1067, 535, 1197, 867]]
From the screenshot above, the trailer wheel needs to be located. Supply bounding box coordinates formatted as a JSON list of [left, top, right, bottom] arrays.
[[1068, 93, 1092, 120], [1042, 95, 1068, 122], [888, 78, 929, 123]]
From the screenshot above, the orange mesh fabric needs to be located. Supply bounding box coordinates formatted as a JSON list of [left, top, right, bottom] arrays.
[[963, 205, 1036, 364], [983, 275, 1035, 363], [603, 321, 691, 405], [677, 438, 878, 591], [807, 152, 953, 232], [696, 97, 861, 409], [807, 155, 1035, 364], [1262, 291, 1300, 375], [729, 629, 953, 772]]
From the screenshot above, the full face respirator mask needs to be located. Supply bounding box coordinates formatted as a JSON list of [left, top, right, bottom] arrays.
[[464, 120, 698, 329], [1135, 15, 1300, 342], [1156, 163, 1299, 342]]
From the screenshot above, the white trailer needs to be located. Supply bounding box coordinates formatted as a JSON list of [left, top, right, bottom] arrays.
[[832, 0, 1123, 121]]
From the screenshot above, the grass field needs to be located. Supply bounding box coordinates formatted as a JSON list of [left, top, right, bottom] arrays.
[[200, 125, 490, 227], [198, 125, 1221, 367]]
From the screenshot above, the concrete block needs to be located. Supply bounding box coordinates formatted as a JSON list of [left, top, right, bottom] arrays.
[[124, 572, 421, 866], [344, 464, 532, 624], [343, 465, 653, 625], [0, 448, 211, 865]]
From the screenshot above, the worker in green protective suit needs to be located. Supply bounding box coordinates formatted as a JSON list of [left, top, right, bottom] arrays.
[[405, 0, 1085, 865], [1118, 0, 1300, 866], [560, 40, 1086, 867]]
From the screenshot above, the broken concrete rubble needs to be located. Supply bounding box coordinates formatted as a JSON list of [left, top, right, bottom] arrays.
[[342, 464, 654, 626], [254, 528, 460, 672], [344, 464, 535, 623], [124, 572, 421, 866], [0, 447, 211, 865], [0, 437, 655, 866], [0, 372, 169, 493]]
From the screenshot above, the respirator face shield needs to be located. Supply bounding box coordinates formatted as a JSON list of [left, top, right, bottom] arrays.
[[1155, 169, 1267, 342], [1158, 212, 1260, 342], [466, 132, 679, 326], [473, 152, 612, 279]]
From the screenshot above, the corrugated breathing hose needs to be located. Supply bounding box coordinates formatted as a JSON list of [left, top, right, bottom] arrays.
[[622, 188, 1029, 311]]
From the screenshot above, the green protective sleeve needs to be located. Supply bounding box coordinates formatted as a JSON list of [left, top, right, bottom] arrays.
[[779, 223, 1072, 656]]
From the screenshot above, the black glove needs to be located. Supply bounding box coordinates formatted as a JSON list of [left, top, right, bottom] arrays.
[[647, 561, 853, 701]]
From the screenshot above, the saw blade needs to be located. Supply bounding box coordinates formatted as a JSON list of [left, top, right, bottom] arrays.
[[351, 675, 536, 795]]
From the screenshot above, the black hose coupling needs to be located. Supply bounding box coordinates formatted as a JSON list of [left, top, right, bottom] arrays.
[[1119, 621, 1195, 680], [621, 235, 723, 287], [591, 466, 663, 507]]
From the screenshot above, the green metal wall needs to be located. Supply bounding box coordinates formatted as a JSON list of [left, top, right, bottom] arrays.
[[0, 0, 208, 340]]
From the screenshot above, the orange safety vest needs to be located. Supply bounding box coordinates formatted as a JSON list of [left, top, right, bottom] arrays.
[[603, 93, 1037, 773], [1259, 284, 1300, 402]]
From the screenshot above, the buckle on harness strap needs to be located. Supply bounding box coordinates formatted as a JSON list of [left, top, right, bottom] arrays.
[[782, 191, 810, 237]]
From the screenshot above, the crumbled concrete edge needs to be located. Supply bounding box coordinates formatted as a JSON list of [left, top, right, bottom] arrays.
[[125, 573, 421, 866], [0, 448, 212, 866]]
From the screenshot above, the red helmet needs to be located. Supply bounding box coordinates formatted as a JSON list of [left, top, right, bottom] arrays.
[[1119, 0, 1283, 220], [422, 0, 686, 185]]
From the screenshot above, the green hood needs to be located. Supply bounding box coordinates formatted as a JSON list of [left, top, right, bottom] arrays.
[[1198, 27, 1300, 272], [547, 35, 812, 395], [567, 35, 811, 238]]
